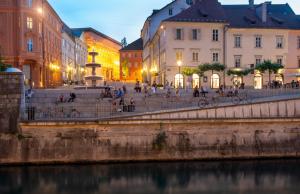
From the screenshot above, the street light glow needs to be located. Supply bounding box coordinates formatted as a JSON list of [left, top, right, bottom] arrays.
[[37, 7, 43, 14], [177, 60, 182, 67]]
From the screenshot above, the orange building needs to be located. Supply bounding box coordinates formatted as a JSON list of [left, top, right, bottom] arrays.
[[72, 28, 122, 81], [0, 0, 63, 88], [120, 38, 143, 82]]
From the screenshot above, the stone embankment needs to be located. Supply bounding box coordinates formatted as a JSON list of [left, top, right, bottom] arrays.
[[0, 118, 300, 164]]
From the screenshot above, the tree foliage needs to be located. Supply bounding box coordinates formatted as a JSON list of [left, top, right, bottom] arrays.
[[227, 68, 252, 77], [197, 63, 226, 74], [181, 67, 196, 76], [0, 49, 6, 72], [121, 59, 129, 78], [255, 60, 284, 83]]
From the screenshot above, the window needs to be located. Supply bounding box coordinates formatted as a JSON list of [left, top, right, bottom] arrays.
[[27, 39, 33, 52], [27, 17, 33, 29], [192, 52, 199, 62], [211, 74, 220, 89], [176, 28, 183, 40], [169, 8, 173, 16], [176, 50, 183, 61], [234, 55, 242, 68], [276, 36, 284, 48], [234, 35, 241, 48], [212, 52, 219, 62], [298, 36, 300, 49], [255, 56, 262, 65], [212, 29, 219, 41], [186, 0, 193, 5], [276, 56, 283, 65], [255, 35, 262, 48], [27, 0, 32, 8], [192, 29, 199, 40]]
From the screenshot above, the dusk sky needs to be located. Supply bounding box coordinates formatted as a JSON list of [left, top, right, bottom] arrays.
[[48, 0, 300, 43]]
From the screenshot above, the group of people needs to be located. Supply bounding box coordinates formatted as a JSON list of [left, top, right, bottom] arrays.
[[58, 93, 77, 103]]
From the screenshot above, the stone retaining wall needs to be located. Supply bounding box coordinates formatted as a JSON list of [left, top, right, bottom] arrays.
[[0, 72, 24, 133], [0, 118, 299, 164]]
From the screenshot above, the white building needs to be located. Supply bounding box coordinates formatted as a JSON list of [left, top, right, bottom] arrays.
[[144, 0, 300, 89], [73, 33, 88, 82], [62, 24, 76, 83], [141, 0, 193, 82]]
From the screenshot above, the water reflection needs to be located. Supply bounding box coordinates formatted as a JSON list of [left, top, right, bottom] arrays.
[[1, 160, 300, 194]]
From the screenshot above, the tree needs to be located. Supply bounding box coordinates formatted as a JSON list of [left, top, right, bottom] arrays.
[[227, 68, 252, 77], [181, 67, 196, 76], [121, 37, 128, 48], [255, 60, 284, 84]]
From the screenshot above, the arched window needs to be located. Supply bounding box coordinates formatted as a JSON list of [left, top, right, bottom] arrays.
[[175, 74, 184, 89], [211, 74, 220, 89], [192, 74, 200, 88], [254, 74, 263, 89]]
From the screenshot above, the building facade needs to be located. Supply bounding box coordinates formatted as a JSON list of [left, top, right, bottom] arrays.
[[0, 0, 63, 88], [74, 33, 88, 83], [144, 0, 300, 89], [72, 28, 122, 81], [62, 24, 75, 83], [120, 38, 143, 82], [141, 0, 193, 83]]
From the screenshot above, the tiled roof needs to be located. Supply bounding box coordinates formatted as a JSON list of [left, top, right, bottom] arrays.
[[224, 4, 300, 29], [71, 28, 121, 45], [164, 0, 300, 30], [120, 38, 143, 51], [165, 0, 227, 23]]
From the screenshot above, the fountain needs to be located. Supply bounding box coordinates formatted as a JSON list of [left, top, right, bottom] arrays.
[[75, 50, 104, 89]]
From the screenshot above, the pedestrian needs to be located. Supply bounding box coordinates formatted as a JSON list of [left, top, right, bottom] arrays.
[[122, 85, 127, 95], [68, 93, 76, 102]]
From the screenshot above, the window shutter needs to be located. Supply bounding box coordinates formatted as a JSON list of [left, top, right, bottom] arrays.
[[189, 28, 193, 40], [181, 28, 184, 40]]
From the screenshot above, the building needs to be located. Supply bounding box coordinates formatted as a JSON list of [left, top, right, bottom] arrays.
[[144, 0, 300, 89], [141, 0, 193, 83], [73, 32, 88, 83], [120, 38, 143, 82], [62, 24, 75, 83], [72, 28, 122, 81], [0, 0, 63, 88]]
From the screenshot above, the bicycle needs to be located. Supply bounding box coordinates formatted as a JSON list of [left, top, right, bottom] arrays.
[[197, 96, 219, 108]]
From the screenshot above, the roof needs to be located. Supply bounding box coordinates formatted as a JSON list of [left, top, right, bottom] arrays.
[[62, 23, 75, 40], [165, 0, 227, 23], [120, 38, 143, 51], [71, 28, 121, 45], [223, 4, 300, 29], [164, 0, 300, 30]]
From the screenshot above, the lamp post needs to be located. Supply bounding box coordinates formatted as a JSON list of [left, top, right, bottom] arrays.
[[177, 60, 182, 88]]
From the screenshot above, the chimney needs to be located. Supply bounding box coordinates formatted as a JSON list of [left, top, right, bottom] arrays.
[[249, 0, 254, 7], [262, 2, 269, 23]]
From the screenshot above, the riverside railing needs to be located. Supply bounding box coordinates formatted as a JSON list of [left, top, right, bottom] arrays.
[[22, 88, 300, 121]]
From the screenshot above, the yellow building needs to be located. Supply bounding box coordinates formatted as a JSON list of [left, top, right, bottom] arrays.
[[72, 28, 122, 81]]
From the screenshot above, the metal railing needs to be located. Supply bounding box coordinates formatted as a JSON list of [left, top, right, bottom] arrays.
[[22, 88, 300, 121]]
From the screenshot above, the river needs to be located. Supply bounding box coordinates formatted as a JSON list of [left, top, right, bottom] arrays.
[[1, 160, 300, 194]]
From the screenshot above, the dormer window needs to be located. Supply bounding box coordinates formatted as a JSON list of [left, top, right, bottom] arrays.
[[169, 8, 173, 16], [186, 0, 193, 5]]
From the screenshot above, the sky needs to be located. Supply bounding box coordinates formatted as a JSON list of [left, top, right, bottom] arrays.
[[48, 0, 300, 43]]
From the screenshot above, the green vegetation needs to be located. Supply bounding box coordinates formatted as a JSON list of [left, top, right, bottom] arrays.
[[0, 51, 6, 72], [255, 60, 284, 83], [181, 67, 196, 76], [197, 63, 226, 75], [227, 68, 252, 77], [121, 59, 129, 79], [152, 131, 167, 150]]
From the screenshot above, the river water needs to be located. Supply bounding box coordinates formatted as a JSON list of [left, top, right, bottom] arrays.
[[1, 160, 300, 194]]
